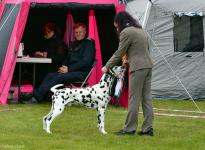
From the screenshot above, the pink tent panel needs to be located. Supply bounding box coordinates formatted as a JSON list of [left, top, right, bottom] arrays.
[[64, 12, 75, 47], [0, 0, 127, 106], [5, 0, 120, 5], [0, 2, 5, 18], [0, 2, 30, 105], [29, 0, 120, 5], [88, 9, 102, 85]]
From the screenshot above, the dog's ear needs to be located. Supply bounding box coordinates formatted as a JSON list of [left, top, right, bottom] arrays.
[[121, 66, 126, 69]]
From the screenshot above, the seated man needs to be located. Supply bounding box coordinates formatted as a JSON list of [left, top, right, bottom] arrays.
[[24, 23, 96, 104]]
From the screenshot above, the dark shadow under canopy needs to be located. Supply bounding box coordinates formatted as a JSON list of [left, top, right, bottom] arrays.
[[22, 2, 119, 65]]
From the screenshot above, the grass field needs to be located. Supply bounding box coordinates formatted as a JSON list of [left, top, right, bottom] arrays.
[[0, 100, 205, 150]]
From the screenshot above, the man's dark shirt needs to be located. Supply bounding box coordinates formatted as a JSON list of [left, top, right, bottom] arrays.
[[64, 37, 96, 74]]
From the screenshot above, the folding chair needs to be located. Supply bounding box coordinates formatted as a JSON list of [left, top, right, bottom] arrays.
[[67, 59, 97, 88]]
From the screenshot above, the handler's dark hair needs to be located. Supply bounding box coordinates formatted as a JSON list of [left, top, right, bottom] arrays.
[[114, 11, 142, 33]]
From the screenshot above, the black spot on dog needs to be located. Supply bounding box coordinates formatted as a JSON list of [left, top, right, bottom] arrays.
[[82, 99, 88, 104], [90, 88, 95, 93], [74, 99, 79, 102], [80, 91, 83, 94], [97, 96, 102, 100], [48, 116, 52, 121], [65, 96, 69, 100], [86, 94, 91, 99], [91, 103, 94, 108], [70, 91, 72, 94], [97, 114, 101, 124], [62, 101, 65, 104], [100, 85, 105, 88]]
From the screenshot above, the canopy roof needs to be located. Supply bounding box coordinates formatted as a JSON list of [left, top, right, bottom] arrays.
[[4, 0, 121, 5]]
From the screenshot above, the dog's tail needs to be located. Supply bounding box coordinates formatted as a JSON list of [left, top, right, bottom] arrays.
[[50, 84, 64, 93]]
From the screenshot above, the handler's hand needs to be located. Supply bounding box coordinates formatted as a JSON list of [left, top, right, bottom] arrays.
[[101, 66, 108, 73], [58, 65, 68, 74]]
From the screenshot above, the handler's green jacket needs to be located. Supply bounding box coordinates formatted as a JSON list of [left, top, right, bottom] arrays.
[[105, 26, 153, 72]]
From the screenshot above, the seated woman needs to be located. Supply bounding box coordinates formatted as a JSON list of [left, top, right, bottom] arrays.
[[34, 22, 68, 85], [23, 23, 96, 104]]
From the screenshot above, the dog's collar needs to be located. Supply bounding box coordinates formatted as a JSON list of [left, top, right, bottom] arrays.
[[106, 68, 116, 77], [106, 69, 116, 96]]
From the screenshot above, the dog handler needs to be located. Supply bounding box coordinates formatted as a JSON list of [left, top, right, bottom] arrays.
[[102, 11, 154, 136]]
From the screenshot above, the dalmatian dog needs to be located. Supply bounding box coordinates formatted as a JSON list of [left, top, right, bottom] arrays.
[[43, 66, 125, 134]]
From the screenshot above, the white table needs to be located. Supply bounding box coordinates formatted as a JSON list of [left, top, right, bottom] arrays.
[[17, 57, 52, 100], [17, 57, 52, 86], [17, 57, 52, 63]]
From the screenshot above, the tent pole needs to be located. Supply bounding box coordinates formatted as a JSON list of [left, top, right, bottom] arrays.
[[142, 0, 152, 28], [203, 17, 205, 57]]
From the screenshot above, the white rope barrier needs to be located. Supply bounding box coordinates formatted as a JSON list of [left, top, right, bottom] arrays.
[[154, 108, 205, 114]]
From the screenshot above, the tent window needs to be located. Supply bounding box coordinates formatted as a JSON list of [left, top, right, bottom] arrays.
[[0, 4, 20, 74], [173, 15, 204, 52]]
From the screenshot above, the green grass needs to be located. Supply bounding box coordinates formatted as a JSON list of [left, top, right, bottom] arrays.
[[0, 100, 205, 150]]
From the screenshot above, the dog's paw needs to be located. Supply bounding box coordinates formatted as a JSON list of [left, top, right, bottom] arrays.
[[102, 131, 107, 134], [46, 130, 52, 134], [100, 129, 107, 134]]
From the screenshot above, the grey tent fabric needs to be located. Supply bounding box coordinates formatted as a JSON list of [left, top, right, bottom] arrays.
[[126, 0, 205, 100]]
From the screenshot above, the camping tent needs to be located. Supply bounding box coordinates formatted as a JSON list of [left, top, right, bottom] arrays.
[[126, 0, 205, 100], [0, 0, 125, 105]]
